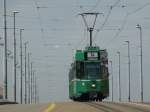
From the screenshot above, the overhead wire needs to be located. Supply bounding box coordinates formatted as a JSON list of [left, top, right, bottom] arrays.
[[127, 1, 150, 16], [32, 0, 53, 72], [89, 0, 102, 12], [74, 0, 88, 49], [104, 14, 128, 47], [32, 0, 47, 45], [103, 0, 150, 47], [93, 6, 112, 41], [74, 0, 104, 49], [93, 0, 121, 41], [65, 0, 150, 51], [74, 0, 121, 48]]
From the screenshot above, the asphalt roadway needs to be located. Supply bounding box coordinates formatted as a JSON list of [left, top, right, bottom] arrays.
[[0, 102, 150, 112]]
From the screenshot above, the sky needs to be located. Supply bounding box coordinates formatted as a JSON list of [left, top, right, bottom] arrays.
[[0, 0, 150, 103]]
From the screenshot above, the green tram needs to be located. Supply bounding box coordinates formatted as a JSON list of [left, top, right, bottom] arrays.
[[69, 46, 109, 101]]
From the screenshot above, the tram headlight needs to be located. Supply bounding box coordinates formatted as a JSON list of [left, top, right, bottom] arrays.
[[82, 82, 85, 86], [91, 84, 96, 88]]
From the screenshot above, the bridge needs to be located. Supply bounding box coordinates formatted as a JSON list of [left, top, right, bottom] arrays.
[[0, 0, 150, 111], [0, 102, 150, 112]]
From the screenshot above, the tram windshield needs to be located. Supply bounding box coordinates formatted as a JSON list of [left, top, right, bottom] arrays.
[[84, 62, 101, 79]]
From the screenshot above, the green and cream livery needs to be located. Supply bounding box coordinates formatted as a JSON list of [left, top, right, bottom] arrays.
[[69, 46, 109, 101]]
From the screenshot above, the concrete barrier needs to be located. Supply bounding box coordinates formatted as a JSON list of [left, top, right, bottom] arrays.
[[0, 99, 18, 105], [0, 85, 3, 99]]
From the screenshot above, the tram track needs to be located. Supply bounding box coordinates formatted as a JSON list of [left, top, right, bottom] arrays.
[[85, 102, 123, 112], [85, 102, 150, 112], [103, 102, 150, 112], [1, 102, 150, 112]]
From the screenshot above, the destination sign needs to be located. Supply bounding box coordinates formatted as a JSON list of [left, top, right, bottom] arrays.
[[87, 52, 98, 60]]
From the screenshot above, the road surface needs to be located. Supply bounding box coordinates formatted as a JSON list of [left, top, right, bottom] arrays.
[[0, 102, 150, 112]]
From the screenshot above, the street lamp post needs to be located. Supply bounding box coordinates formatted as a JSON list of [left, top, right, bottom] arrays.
[[125, 41, 131, 102], [30, 62, 33, 104], [117, 51, 121, 102], [24, 42, 28, 104], [20, 29, 24, 104], [34, 71, 37, 104], [13, 11, 19, 102], [4, 0, 8, 100], [136, 24, 143, 103], [109, 60, 113, 102], [32, 70, 34, 103], [28, 53, 31, 104]]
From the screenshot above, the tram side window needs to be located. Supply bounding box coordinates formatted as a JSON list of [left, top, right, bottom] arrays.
[[76, 62, 84, 79], [69, 63, 76, 80], [101, 65, 108, 78], [69, 69, 74, 80]]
